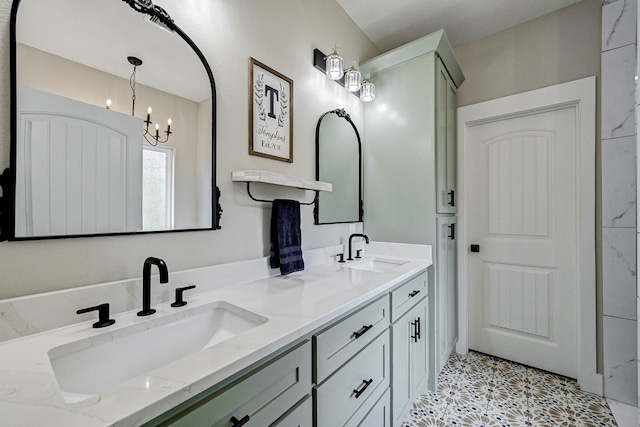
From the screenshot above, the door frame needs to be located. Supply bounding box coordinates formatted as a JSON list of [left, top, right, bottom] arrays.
[[456, 76, 601, 394]]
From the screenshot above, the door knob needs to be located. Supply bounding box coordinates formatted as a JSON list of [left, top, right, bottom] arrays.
[[470, 244, 480, 252]]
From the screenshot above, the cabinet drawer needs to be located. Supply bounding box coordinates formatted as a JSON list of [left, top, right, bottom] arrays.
[[314, 295, 389, 384], [315, 330, 390, 427], [158, 341, 311, 427], [273, 395, 312, 427], [347, 387, 390, 427], [390, 272, 427, 322]]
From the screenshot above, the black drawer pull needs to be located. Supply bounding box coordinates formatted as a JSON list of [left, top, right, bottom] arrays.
[[409, 290, 421, 298], [411, 319, 418, 342], [416, 317, 421, 340], [448, 190, 455, 206], [230, 415, 250, 427], [229, 415, 249, 427], [353, 378, 373, 398], [353, 324, 373, 339], [448, 223, 455, 240]]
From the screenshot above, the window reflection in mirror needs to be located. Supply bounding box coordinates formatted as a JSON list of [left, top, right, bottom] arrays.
[[143, 146, 174, 231], [315, 109, 363, 224], [11, 0, 216, 239]]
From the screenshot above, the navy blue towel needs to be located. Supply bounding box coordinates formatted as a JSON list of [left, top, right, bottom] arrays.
[[270, 199, 304, 275]]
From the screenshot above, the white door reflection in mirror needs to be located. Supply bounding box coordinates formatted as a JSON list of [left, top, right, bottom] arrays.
[[143, 146, 174, 231], [16, 86, 142, 237]]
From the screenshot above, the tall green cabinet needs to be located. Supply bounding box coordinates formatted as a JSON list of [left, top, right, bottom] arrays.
[[360, 30, 465, 396]]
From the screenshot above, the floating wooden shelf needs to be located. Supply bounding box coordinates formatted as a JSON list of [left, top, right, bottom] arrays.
[[232, 170, 332, 192]]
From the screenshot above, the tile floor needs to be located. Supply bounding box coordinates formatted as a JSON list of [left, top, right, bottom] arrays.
[[402, 351, 618, 426]]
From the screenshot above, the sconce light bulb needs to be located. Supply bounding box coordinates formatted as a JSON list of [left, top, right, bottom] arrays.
[[147, 106, 153, 114], [106, 98, 112, 109], [167, 118, 172, 126], [155, 122, 160, 130]]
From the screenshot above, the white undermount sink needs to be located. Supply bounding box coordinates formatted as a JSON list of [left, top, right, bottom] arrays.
[[347, 256, 409, 273], [48, 301, 268, 403]]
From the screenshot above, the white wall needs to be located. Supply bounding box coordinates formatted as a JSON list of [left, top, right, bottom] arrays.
[[0, 0, 379, 299]]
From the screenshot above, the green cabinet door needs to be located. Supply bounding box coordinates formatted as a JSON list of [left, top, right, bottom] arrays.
[[391, 309, 413, 425], [411, 297, 429, 395], [436, 216, 458, 372], [391, 296, 429, 426], [436, 57, 458, 215]]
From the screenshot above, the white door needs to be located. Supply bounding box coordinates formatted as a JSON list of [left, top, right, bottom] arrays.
[[467, 106, 578, 378]]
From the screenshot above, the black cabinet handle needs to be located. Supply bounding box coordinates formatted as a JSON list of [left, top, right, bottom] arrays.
[[230, 415, 250, 427], [76, 303, 115, 328], [353, 324, 373, 339], [448, 223, 455, 240], [411, 319, 418, 342], [416, 317, 421, 341], [353, 378, 373, 398], [447, 190, 455, 207], [409, 290, 421, 298]]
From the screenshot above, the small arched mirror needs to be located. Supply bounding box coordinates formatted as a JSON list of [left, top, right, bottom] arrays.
[[6, 0, 219, 240], [315, 108, 363, 224]]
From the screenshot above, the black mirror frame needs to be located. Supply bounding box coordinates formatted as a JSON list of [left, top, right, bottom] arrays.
[[314, 108, 363, 225], [2, 0, 221, 241]]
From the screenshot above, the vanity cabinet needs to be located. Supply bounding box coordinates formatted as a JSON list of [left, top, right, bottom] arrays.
[[146, 341, 312, 427], [390, 272, 429, 425], [361, 29, 464, 380], [144, 271, 430, 427]]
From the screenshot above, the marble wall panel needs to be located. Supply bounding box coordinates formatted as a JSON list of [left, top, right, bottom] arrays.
[[602, 45, 637, 139], [603, 136, 637, 228], [603, 227, 637, 320], [603, 0, 637, 51], [604, 315, 638, 405]]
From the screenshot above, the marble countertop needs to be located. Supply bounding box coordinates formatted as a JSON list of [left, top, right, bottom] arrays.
[[0, 245, 431, 426]]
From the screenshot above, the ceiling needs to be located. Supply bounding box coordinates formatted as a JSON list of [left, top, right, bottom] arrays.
[[17, 0, 209, 102], [336, 0, 584, 52]]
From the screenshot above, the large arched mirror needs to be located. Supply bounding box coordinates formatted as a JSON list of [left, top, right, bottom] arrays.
[[315, 108, 363, 224], [4, 0, 219, 240]]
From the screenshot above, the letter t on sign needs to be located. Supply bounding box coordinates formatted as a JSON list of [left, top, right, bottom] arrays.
[[265, 85, 279, 119]]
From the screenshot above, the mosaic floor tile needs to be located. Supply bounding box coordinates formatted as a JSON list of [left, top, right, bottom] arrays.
[[403, 351, 618, 427]]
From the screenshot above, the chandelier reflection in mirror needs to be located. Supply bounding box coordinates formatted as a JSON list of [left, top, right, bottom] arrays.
[[127, 56, 173, 146]]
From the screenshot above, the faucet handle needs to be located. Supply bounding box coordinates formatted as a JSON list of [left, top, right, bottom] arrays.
[[337, 253, 345, 263], [77, 303, 116, 328], [172, 285, 197, 307], [355, 249, 363, 258]]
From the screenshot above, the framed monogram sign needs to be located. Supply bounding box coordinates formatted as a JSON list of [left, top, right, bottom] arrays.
[[249, 58, 294, 162]]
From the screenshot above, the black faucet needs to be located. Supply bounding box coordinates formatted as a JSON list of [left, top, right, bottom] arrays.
[[138, 257, 169, 316], [347, 233, 369, 261]]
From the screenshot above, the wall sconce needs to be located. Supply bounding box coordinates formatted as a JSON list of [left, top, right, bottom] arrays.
[[313, 48, 376, 102], [127, 56, 173, 146], [360, 74, 375, 102], [344, 61, 361, 92], [324, 45, 344, 80]]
